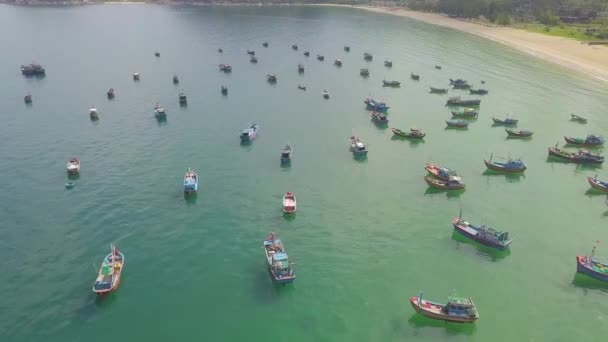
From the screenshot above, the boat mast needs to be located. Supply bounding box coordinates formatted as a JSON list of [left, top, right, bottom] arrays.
[[418, 289, 423, 305]]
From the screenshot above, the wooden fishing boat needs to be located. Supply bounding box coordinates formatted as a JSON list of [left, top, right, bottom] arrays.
[[350, 132, 368, 156], [280, 144, 292, 164], [344, 46, 350, 52], [250, 56, 258, 63], [452, 213, 512, 250], [154, 104, 166, 119], [576, 242, 608, 282], [571, 114, 587, 123], [263, 42, 269, 48], [446, 97, 480, 106], [451, 108, 478, 118], [291, 44, 298, 50], [317, 55, 325, 61], [370, 111, 388, 125], [66, 157, 80, 174], [505, 128, 533, 138], [247, 49, 255, 55], [303, 51, 310, 57], [240, 123, 258, 142], [469, 89, 488, 95], [132, 72, 140, 81], [360, 68, 370, 77], [297, 85, 306, 91], [89, 107, 99, 120], [24, 93, 32, 103], [282, 192, 296, 213], [429, 87, 448, 94], [93, 245, 124, 295], [173, 75, 179, 84], [548, 146, 604, 164], [178, 92, 187, 105], [410, 73, 420, 80], [297, 64, 304, 73], [425, 163, 457, 181], [384, 60, 393, 67], [183, 168, 198, 193], [267, 74, 277, 83], [21, 63, 46, 76], [382, 80, 400, 87], [424, 175, 465, 190], [410, 292, 479, 323], [564, 135, 604, 147], [334, 59, 343, 67], [322, 90, 330, 99], [221, 85, 228, 95], [484, 154, 527, 172], [363, 52, 373, 61], [449, 78, 470, 88], [492, 117, 518, 126], [587, 176, 608, 192], [364, 98, 389, 112], [263, 232, 295, 284], [218, 64, 232, 72], [107, 88, 115, 99], [392, 128, 425, 139], [445, 119, 469, 128]]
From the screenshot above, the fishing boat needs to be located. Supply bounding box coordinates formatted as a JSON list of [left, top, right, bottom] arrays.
[[505, 128, 533, 138], [469, 89, 488, 95], [492, 117, 518, 126], [449, 78, 469, 86], [429, 87, 448, 94], [371, 111, 388, 124], [297, 64, 304, 73], [178, 92, 187, 105], [263, 232, 295, 284], [451, 108, 478, 118], [247, 49, 255, 55], [410, 292, 479, 323], [363, 52, 373, 61], [280, 144, 292, 164], [66, 157, 80, 174], [425, 163, 457, 181], [435, 65, 442, 69], [344, 46, 350, 52], [267, 74, 277, 83], [548, 146, 604, 164], [107, 88, 115, 99], [576, 242, 608, 282], [93, 245, 124, 295], [564, 135, 604, 147], [183, 168, 198, 193], [89, 107, 99, 120], [364, 98, 389, 112], [250, 56, 258, 63], [303, 51, 310, 57], [218, 48, 223, 53], [384, 60, 393, 67], [292, 44, 298, 50], [24, 93, 32, 103], [317, 55, 325, 61], [571, 114, 587, 123], [263, 41, 269, 47], [21, 63, 46, 76], [350, 133, 368, 156], [218, 64, 232, 72], [322, 90, 330, 99], [240, 123, 258, 142], [153, 104, 166, 119], [484, 154, 527, 172], [446, 97, 481, 106], [221, 86, 228, 95], [424, 175, 465, 190], [282, 192, 296, 214], [154, 51, 160, 57], [410, 73, 420, 80], [360, 68, 370, 77], [445, 119, 469, 128], [297, 85, 306, 91], [382, 80, 400, 87], [132, 72, 140, 81], [587, 176, 608, 192], [452, 213, 512, 250], [392, 128, 425, 139], [334, 59, 343, 67]]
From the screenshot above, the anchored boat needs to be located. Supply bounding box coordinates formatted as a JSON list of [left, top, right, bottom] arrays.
[[66, 157, 80, 174], [587, 176, 608, 192], [240, 123, 258, 142], [452, 212, 512, 250], [410, 73, 420, 80], [484, 154, 527, 172], [564, 134, 604, 147], [132, 72, 140, 81], [451, 108, 478, 118], [334, 59, 342, 67], [250, 56, 258, 63], [297, 64, 304, 73], [89, 107, 99, 120], [350, 132, 368, 156], [263, 232, 295, 284], [363, 52, 373, 61], [267, 74, 277, 83], [219, 64, 232, 72], [429, 87, 448, 94], [280, 144, 292, 164], [469, 88, 488, 95], [384, 60, 393, 67], [445, 119, 469, 128], [425, 163, 457, 181], [322, 90, 330, 99], [505, 128, 533, 138], [173, 75, 179, 84], [247, 49, 255, 55], [446, 97, 480, 106], [548, 146, 604, 164], [21, 63, 46, 76], [317, 55, 325, 61], [178, 92, 187, 105], [576, 242, 608, 282], [24, 93, 32, 103], [392, 128, 425, 139], [364, 97, 389, 112], [370, 111, 388, 125], [382, 80, 400, 87], [424, 175, 465, 190], [282, 192, 296, 214], [410, 292, 479, 323], [221, 86, 228, 95], [492, 117, 518, 126], [107, 88, 115, 99], [570, 114, 587, 123], [93, 244, 124, 295], [183, 168, 198, 193], [154, 104, 166, 119]]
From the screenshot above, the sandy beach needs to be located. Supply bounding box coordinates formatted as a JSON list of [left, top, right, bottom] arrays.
[[337, 5, 608, 82]]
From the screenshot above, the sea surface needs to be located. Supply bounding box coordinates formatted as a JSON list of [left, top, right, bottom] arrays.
[[1, 4, 608, 341]]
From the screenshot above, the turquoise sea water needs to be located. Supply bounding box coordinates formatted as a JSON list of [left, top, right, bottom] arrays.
[[1, 4, 608, 341]]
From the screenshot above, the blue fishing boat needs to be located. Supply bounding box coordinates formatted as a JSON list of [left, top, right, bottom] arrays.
[[492, 117, 518, 126], [452, 212, 512, 250], [240, 123, 258, 142], [350, 133, 368, 156], [564, 134, 604, 147], [364, 97, 389, 112], [263, 232, 295, 284], [280, 144, 292, 164], [484, 154, 527, 172], [576, 241, 608, 282], [183, 168, 198, 193], [446, 120, 469, 128], [451, 108, 478, 118]]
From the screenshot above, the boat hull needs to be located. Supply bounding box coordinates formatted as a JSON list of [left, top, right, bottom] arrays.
[[548, 147, 604, 164], [576, 256, 608, 282], [452, 220, 510, 250], [425, 176, 464, 190], [587, 177, 608, 192], [409, 297, 477, 323]]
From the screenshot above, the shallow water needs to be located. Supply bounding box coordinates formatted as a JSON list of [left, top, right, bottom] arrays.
[[1, 4, 608, 341]]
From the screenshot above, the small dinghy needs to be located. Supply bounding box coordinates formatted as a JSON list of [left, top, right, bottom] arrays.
[[282, 192, 296, 214], [297, 85, 306, 91], [570, 114, 587, 124], [106, 88, 115, 99]]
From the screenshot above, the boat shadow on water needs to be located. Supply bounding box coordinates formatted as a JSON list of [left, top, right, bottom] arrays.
[[283, 211, 296, 221], [424, 187, 464, 198], [406, 313, 476, 335], [584, 189, 607, 198], [67, 173, 80, 181], [571, 273, 608, 293], [155, 117, 167, 126], [451, 231, 511, 262], [352, 154, 368, 162], [482, 169, 525, 183], [390, 135, 425, 147], [183, 192, 197, 204]]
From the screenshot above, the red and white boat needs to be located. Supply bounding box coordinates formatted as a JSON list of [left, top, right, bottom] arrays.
[[282, 192, 296, 214], [66, 157, 80, 174]]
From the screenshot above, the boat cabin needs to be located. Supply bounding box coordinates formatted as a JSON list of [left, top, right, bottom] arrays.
[[445, 297, 477, 318]]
